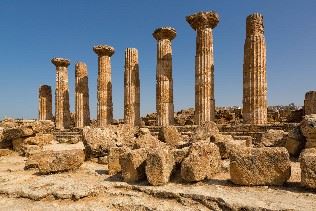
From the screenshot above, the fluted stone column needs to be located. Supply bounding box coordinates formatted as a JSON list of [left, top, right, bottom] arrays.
[[304, 91, 316, 115], [93, 45, 115, 127], [51, 58, 71, 129], [124, 48, 140, 126], [153, 27, 176, 126], [242, 13, 267, 124], [186, 11, 219, 125], [38, 85, 52, 120], [75, 62, 90, 128]]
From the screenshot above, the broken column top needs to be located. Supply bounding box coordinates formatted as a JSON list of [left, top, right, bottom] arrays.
[[93, 45, 115, 56], [39, 84, 51, 90], [153, 27, 176, 41], [75, 61, 88, 77], [51, 58, 70, 67], [186, 11, 219, 30], [246, 13, 264, 35]]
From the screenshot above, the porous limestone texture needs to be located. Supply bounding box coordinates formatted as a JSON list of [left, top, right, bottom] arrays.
[[242, 13, 267, 125], [300, 148, 316, 189], [75, 62, 90, 128], [124, 48, 140, 126], [93, 45, 115, 127], [51, 57, 71, 129], [304, 91, 316, 115], [230, 147, 291, 186], [186, 11, 219, 124], [38, 85, 52, 121], [153, 27, 176, 126]]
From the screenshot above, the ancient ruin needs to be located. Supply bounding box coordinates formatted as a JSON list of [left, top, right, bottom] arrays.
[[242, 13, 268, 125], [38, 85, 52, 121], [304, 91, 316, 115], [153, 27, 176, 126], [93, 45, 115, 127], [75, 62, 90, 128], [51, 57, 71, 129], [1, 6, 316, 210], [186, 11, 219, 125], [124, 48, 140, 126]]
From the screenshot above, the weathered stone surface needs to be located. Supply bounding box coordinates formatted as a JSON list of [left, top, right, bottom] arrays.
[[211, 134, 247, 159], [242, 13, 267, 124], [0, 127, 34, 142], [172, 147, 190, 164], [304, 91, 316, 115], [38, 85, 53, 121], [158, 126, 183, 147], [300, 114, 316, 148], [153, 27, 176, 126], [133, 133, 164, 150], [52, 57, 71, 129], [0, 149, 13, 157], [146, 148, 174, 186], [181, 142, 221, 182], [12, 133, 53, 155], [285, 126, 306, 156], [75, 62, 90, 128], [192, 121, 219, 141], [124, 48, 140, 126], [186, 11, 219, 124], [230, 147, 291, 186], [119, 148, 148, 182], [260, 129, 287, 147], [300, 148, 316, 189], [93, 45, 115, 127], [26, 149, 85, 174], [108, 147, 130, 175]]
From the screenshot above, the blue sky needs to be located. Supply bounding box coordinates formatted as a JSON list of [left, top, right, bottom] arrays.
[[0, 0, 315, 119]]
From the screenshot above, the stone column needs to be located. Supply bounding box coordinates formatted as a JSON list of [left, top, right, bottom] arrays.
[[38, 85, 52, 120], [75, 62, 90, 128], [242, 13, 267, 124], [186, 11, 219, 125], [304, 91, 316, 115], [51, 58, 71, 129], [153, 27, 176, 126], [124, 48, 140, 126], [93, 45, 115, 127]]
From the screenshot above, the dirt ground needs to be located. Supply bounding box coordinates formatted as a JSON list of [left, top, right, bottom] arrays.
[[0, 153, 315, 211]]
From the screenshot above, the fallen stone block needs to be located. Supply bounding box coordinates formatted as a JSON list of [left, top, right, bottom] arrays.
[[285, 126, 306, 157], [25, 149, 85, 174], [108, 147, 130, 175], [120, 148, 148, 182], [146, 148, 174, 186], [230, 147, 291, 186], [300, 114, 316, 148], [260, 129, 287, 147], [158, 126, 184, 147], [192, 121, 219, 141], [181, 142, 221, 182], [300, 148, 316, 189]]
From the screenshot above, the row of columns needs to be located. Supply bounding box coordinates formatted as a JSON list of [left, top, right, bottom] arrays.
[[38, 11, 268, 128]]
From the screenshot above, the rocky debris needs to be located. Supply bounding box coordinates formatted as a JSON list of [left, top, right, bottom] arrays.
[[260, 129, 287, 147], [12, 133, 53, 155], [172, 147, 190, 164], [230, 147, 291, 186], [181, 142, 221, 182], [108, 147, 130, 175], [192, 121, 219, 141], [285, 126, 306, 156], [0, 149, 13, 156], [25, 149, 85, 174], [300, 114, 316, 148], [97, 156, 108, 165], [158, 126, 184, 147], [300, 148, 316, 189], [119, 148, 148, 182], [174, 108, 195, 126], [133, 132, 164, 149], [145, 148, 175, 186], [0, 126, 34, 143], [82, 125, 138, 159]]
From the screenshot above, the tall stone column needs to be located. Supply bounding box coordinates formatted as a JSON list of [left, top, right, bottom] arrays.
[[186, 11, 219, 125], [93, 45, 115, 127], [304, 91, 316, 115], [75, 62, 90, 128], [38, 85, 52, 120], [242, 13, 267, 124], [124, 48, 140, 126], [153, 27, 176, 126], [51, 58, 71, 129]]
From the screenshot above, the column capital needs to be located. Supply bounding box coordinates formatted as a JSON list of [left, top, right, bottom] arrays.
[[51, 57, 70, 67], [93, 45, 115, 57], [186, 11, 219, 30], [246, 13, 264, 35], [153, 27, 176, 41]]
